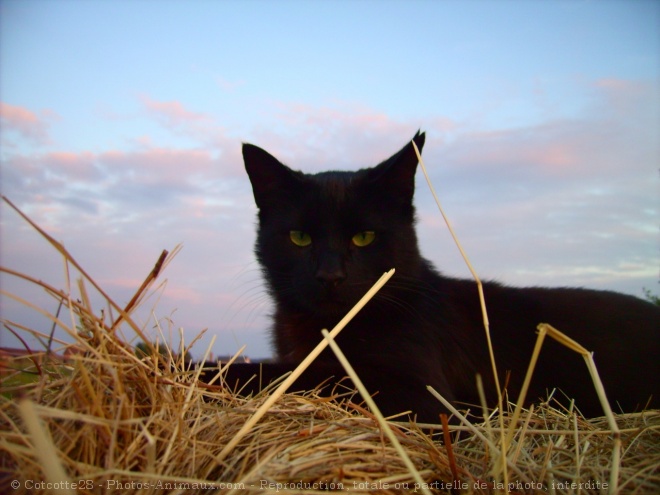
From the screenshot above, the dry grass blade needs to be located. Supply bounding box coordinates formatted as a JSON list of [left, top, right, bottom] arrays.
[[110, 248, 169, 332], [412, 140, 509, 483], [213, 268, 395, 465], [540, 323, 623, 494], [15, 399, 75, 495], [320, 328, 432, 495]]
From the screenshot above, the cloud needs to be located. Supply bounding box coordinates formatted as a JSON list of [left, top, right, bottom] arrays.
[[139, 94, 211, 128], [98, 147, 214, 186], [2, 78, 657, 360], [413, 79, 658, 295], [215, 76, 245, 92], [136, 94, 243, 168], [248, 100, 456, 172], [592, 78, 657, 115], [1, 143, 252, 240], [434, 78, 657, 189], [0, 102, 58, 146]]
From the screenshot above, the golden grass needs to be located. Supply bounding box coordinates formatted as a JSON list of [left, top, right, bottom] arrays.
[[2, 194, 659, 494]]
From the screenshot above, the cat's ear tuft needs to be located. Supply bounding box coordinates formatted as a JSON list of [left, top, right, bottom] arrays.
[[242, 143, 303, 209], [369, 131, 426, 207]]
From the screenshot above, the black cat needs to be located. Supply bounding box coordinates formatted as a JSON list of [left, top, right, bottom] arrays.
[[205, 131, 659, 423]]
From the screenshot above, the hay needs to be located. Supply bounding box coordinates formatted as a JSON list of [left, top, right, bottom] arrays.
[[2, 199, 659, 494]]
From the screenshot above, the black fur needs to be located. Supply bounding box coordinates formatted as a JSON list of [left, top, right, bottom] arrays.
[[207, 132, 659, 423]]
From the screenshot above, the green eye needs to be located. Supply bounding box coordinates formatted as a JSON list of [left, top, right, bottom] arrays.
[[352, 231, 375, 247], [290, 230, 312, 247]]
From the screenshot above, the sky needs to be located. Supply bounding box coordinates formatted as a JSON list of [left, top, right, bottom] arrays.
[[1, 0, 658, 360]]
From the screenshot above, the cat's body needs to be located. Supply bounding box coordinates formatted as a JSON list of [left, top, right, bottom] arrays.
[[210, 132, 659, 423]]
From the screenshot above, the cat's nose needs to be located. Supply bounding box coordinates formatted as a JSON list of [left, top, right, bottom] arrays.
[[316, 267, 347, 287]]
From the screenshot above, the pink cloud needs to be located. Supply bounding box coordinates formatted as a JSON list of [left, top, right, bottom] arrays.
[[139, 94, 211, 128], [96, 275, 204, 307], [591, 78, 658, 123], [251, 100, 455, 172], [136, 95, 238, 161], [99, 147, 214, 179], [593, 78, 645, 93], [442, 86, 653, 181], [14, 145, 237, 190], [215, 76, 245, 92], [44, 151, 100, 180], [451, 128, 581, 174], [0, 102, 58, 145]]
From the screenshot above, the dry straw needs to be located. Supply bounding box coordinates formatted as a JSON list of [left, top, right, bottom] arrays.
[[1, 152, 659, 495], [413, 140, 509, 487]]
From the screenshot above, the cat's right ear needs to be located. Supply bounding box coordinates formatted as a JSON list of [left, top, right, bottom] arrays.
[[242, 143, 303, 209]]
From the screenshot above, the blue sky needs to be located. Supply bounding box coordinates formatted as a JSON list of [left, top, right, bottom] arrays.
[[1, 0, 658, 360]]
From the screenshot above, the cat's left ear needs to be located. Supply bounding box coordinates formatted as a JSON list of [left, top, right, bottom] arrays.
[[242, 143, 304, 210], [369, 130, 425, 205]]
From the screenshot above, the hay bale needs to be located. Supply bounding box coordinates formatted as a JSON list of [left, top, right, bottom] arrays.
[[2, 323, 659, 494]]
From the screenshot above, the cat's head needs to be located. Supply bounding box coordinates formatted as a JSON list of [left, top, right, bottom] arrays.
[[243, 131, 426, 321]]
